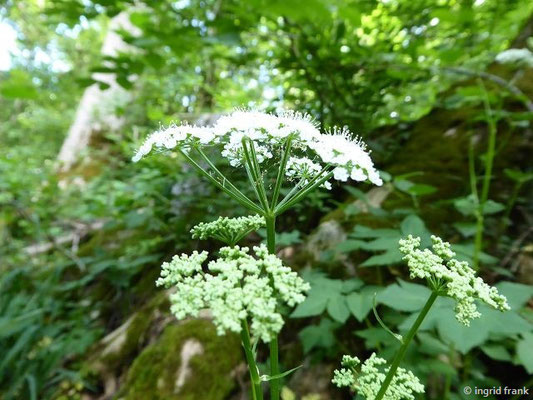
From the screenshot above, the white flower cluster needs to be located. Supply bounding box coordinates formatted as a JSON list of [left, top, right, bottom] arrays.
[[495, 48, 533, 68], [332, 353, 424, 400], [190, 215, 265, 245], [156, 245, 310, 342], [399, 235, 510, 326], [132, 110, 383, 188], [132, 124, 214, 162]]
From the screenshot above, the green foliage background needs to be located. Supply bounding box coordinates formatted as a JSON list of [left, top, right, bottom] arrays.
[[1, 0, 533, 399]]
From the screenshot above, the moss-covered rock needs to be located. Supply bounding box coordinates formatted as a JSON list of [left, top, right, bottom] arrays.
[[97, 292, 170, 372], [116, 319, 241, 400]]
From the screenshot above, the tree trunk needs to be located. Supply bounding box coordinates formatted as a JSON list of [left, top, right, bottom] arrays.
[[57, 12, 138, 171]]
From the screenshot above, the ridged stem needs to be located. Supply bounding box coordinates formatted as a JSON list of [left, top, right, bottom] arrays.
[[374, 291, 439, 400], [265, 215, 280, 400], [241, 320, 263, 400]]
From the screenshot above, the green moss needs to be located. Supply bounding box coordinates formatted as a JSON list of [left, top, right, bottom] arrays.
[[117, 319, 241, 400]]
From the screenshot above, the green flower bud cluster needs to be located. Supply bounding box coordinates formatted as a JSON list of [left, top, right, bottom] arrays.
[[156, 245, 310, 343], [399, 235, 510, 326], [332, 353, 424, 400], [190, 215, 266, 245]]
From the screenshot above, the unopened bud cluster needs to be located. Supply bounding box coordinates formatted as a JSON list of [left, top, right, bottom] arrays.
[[190, 215, 265, 245], [156, 244, 309, 343], [332, 353, 424, 400], [399, 235, 510, 325]]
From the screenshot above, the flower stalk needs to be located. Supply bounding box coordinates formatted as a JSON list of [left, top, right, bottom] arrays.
[[472, 80, 498, 269], [241, 320, 263, 400], [265, 214, 280, 400], [374, 291, 439, 400]]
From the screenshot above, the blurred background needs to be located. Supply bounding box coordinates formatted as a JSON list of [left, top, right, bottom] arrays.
[[1, 1, 533, 399]]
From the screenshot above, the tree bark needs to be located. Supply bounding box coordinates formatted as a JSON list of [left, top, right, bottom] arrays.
[[57, 12, 138, 170]]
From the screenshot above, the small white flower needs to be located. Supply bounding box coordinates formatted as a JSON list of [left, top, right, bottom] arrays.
[[333, 167, 350, 181], [132, 109, 383, 189]]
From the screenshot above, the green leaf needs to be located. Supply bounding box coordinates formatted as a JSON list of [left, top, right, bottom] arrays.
[[436, 311, 490, 353], [406, 184, 437, 196], [0, 69, 38, 99], [454, 195, 477, 217], [346, 286, 383, 321], [516, 332, 533, 373], [378, 281, 432, 312], [355, 327, 399, 350], [401, 297, 531, 354], [0, 309, 43, 338], [344, 186, 366, 199], [496, 282, 533, 309], [423, 359, 457, 378], [417, 332, 450, 355], [360, 249, 403, 267], [482, 200, 505, 215], [0, 326, 38, 372], [339, 4, 361, 25], [453, 197, 504, 217], [25, 374, 37, 400], [504, 169, 533, 184], [350, 225, 398, 239], [481, 345, 512, 362], [394, 179, 414, 193], [263, 0, 331, 22], [291, 271, 344, 318], [399, 297, 453, 332], [400, 214, 430, 246], [276, 230, 302, 246], [336, 239, 366, 253], [452, 243, 498, 265], [341, 279, 364, 293], [359, 237, 400, 251], [298, 319, 337, 353], [260, 365, 302, 381], [291, 289, 329, 318], [129, 11, 151, 28], [327, 294, 350, 323], [453, 222, 477, 238], [480, 306, 531, 336]]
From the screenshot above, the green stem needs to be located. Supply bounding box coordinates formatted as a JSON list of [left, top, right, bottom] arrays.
[[473, 213, 484, 269], [473, 81, 497, 269], [241, 320, 263, 400], [274, 165, 331, 214], [503, 182, 521, 227], [443, 344, 455, 400], [241, 138, 270, 212], [272, 136, 293, 207], [177, 148, 262, 213], [374, 291, 439, 400], [194, 147, 260, 211], [275, 169, 333, 215], [479, 87, 497, 208], [265, 215, 280, 400], [266, 215, 276, 254], [469, 141, 483, 270]]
